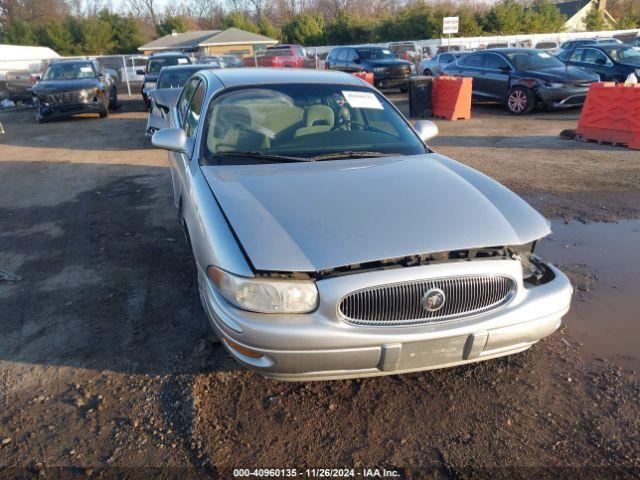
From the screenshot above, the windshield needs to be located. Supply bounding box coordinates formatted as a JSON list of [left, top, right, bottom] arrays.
[[42, 63, 96, 80], [507, 51, 564, 70], [147, 56, 189, 73], [359, 48, 395, 60], [201, 84, 427, 164], [603, 47, 640, 64], [158, 68, 198, 89]]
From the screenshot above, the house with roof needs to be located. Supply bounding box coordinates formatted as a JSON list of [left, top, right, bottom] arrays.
[[552, 0, 616, 32], [138, 27, 278, 57]]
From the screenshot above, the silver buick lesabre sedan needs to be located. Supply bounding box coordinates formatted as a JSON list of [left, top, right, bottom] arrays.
[[152, 68, 573, 381]]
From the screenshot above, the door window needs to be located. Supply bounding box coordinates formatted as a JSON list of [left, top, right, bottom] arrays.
[[184, 80, 206, 138], [582, 49, 610, 65], [347, 49, 358, 62], [439, 54, 454, 63], [568, 48, 584, 62], [484, 54, 509, 70], [178, 78, 200, 126], [464, 53, 485, 67], [337, 49, 348, 62]]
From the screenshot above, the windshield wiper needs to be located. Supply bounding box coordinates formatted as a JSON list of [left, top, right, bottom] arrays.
[[213, 151, 313, 162], [311, 151, 399, 161]]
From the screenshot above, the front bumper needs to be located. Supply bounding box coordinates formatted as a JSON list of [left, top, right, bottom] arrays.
[[38, 101, 105, 119], [200, 259, 573, 381], [373, 74, 412, 89], [536, 85, 590, 108]]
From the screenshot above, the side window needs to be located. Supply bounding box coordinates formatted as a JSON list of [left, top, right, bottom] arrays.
[[327, 50, 337, 61], [184, 81, 206, 138], [178, 78, 199, 126], [484, 54, 509, 70], [337, 49, 348, 62], [440, 54, 453, 63], [347, 49, 357, 62], [569, 49, 584, 62], [465, 53, 485, 67], [583, 49, 608, 65]]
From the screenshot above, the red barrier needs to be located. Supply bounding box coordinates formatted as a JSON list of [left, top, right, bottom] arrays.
[[431, 76, 472, 121], [352, 72, 374, 85], [576, 82, 640, 150]]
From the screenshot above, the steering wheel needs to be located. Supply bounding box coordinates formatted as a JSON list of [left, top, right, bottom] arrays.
[[335, 120, 366, 130]]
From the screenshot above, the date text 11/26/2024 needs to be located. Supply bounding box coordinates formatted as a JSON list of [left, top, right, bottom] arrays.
[[232, 468, 402, 478]]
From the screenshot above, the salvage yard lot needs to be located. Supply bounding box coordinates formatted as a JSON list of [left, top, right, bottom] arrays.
[[1, 97, 639, 478]]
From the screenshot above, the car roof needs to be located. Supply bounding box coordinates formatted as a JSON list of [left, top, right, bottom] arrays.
[[201, 67, 367, 89], [150, 51, 190, 58], [477, 48, 536, 54], [160, 64, 212, 72], [49, 59, 93, 65]]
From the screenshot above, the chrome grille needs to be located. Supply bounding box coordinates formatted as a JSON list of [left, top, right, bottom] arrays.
[[44, 91, 84, 105], [339, 275, 516, 327]]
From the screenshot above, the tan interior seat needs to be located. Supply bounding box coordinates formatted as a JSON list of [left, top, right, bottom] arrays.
[[208, 104, 270, 152], [294, 105, 335, 137]]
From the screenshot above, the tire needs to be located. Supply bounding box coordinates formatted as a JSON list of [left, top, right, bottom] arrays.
[[507, 86, 535, 115], [423, 69, 433, 76], [99, 107, 108, 118], [400, 85, 408, 93]]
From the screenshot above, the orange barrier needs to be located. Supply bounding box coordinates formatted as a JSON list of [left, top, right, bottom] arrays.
[[352, 72, 374, 85], [576, 82, 640, 150], [431, 76, 472, 121]]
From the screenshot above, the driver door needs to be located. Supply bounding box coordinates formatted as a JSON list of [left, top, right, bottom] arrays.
[[169, 78, 204, 208]]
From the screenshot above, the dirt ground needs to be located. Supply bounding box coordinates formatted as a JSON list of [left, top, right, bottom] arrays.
[[0, 96, 639, 479]]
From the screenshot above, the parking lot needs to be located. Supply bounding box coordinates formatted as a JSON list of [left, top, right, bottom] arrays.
[[1, 95, 639, 477]]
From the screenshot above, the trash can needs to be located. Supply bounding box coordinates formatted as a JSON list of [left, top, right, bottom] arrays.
[[409, 76, 433, 119]]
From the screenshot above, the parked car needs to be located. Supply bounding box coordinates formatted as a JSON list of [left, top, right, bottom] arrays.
[[196, 56, 224, 68], [31, 59, 118, 122], [389, 41, 424, 66], [558, 44, 640, 82], [150, 68, 572, 381], [419, 52, 466, 76], [442, 48, 598, 114], [325, 46, 415, 91], [146, 64, 219, 137], [218, 55, 244, 68], [119, 55, 148, 85], [554, 37, 623, 57], [632, 36, 640, 48], [139, 52, 192, 109], [254, 45, 314, 68]]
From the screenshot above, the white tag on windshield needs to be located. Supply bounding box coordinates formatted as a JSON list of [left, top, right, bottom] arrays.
[[178, 58, 188, 64], [80, 66, 93, 73], [537, 52, 551, 58], [342, 90, 384, 110]]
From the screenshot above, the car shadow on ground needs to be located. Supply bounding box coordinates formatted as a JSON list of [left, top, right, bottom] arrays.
[[0, 98, 153, 152], [0, 160, 237, 375]]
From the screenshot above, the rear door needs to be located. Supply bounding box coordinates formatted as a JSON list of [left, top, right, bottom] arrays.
[[336, 48, 349, 71], [481, 53, 512, 100], [580, 48, 614, 80], [457, 53, 486, 96]]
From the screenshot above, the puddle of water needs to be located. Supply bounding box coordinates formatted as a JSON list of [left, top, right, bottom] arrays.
[[537, 220, 640, 371]]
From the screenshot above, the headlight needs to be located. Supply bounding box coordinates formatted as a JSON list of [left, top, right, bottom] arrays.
[[544, 82, 565, 88], [373, 67, 386, 73], [410, 64, 416, 74], [207, 266, 319, 314]]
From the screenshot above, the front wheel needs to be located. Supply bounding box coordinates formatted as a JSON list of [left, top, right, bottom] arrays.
[[507, 86, 534, 115], [423, 69, 433, 76]]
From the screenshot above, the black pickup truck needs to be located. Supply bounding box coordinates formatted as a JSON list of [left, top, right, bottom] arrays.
[[31, 59, 118, 123]]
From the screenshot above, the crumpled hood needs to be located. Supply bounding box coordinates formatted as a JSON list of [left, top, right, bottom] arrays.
[[201, 154, 551, 272], [32, 78, 99, 94], [521, 66, 598, 83]]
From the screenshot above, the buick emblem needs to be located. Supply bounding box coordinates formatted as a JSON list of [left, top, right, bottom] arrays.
[[422, 288, 446, 312]]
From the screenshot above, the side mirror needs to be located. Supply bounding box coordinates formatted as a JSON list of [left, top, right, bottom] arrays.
[[414, 120, 439, 142], [500, 65, 512, 73], [152, 128, 188, 153], [353, 57, 361, 64], [595, 58, 606, 65], [136, 68, 145, 75]]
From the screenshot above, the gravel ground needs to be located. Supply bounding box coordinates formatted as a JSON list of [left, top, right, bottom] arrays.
[[0, 97, 639, 479]]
